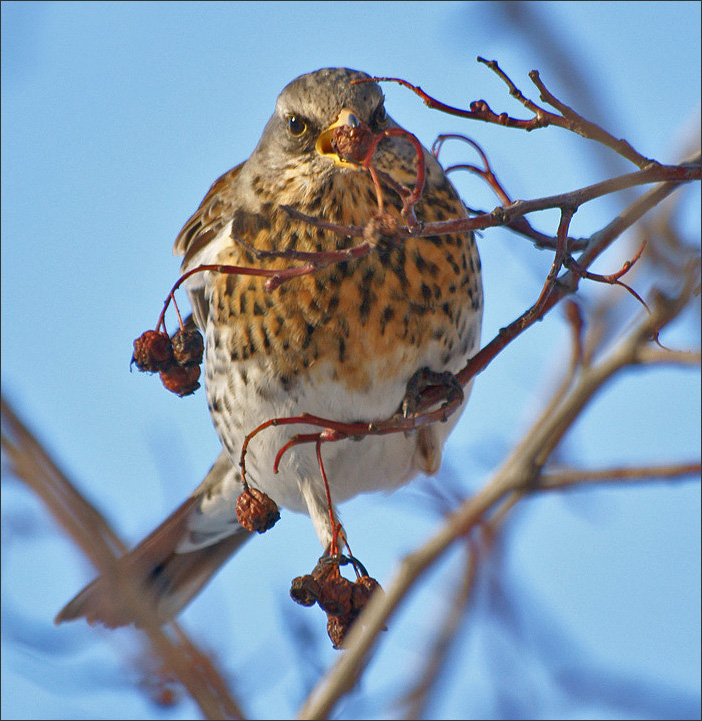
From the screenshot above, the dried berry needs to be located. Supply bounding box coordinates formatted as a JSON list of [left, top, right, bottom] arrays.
[[326, 611, 357, 650], [132, 330, 174, 373], [351, 581, 371, 612], [363, 212, 400, 248], [290, 575, 321, 606], [317, 575, 354, 617], [159, 364, 201, 396], [356, 575, 382, 595], [331, 123, 372, 163], [351, 575, 382, 612], [236, 488, 280, 533], [172, 328, 204, 367]]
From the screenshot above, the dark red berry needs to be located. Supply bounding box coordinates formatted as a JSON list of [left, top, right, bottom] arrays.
[[326, 611, 358, 649], [172, 328, 204, 367], [290, 575, 321, 606], [235, 488, 280, 533], [159, 364, 201, 396], [351, 575, 382, 612], [331, 122, 372, 163], [317, 575, 354, 617], [132, 330, 174, 372]]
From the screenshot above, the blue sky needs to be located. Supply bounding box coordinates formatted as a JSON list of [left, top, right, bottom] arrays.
[[2, 2, 700, 719]]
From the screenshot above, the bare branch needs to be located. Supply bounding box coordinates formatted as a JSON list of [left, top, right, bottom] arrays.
[[363, 59, 656, 168], [298, 270, 699, 719], [538, 463, 701, 490], [1, 397, 246, 721]]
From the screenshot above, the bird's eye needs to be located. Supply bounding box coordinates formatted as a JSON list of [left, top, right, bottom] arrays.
[[373, 104, 388, 126], [287, 115, 308, 137]]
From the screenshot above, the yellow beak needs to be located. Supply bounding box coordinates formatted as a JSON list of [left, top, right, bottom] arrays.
[[315, 108, 363, 169]]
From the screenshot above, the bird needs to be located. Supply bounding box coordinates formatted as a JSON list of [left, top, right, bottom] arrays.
[[56, 67, 483, 628]]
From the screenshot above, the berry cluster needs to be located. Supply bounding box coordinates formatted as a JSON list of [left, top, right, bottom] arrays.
[[131, 317, 377, 649], [291, 555, 383, 649], [132, 328, 204, 396]]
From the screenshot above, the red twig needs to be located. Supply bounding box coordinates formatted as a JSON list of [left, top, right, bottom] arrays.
[[157, 77, 699, 487], [450, 172, 694, 395], [564, 241, 650, 311], [156, 263, 284, 333], [237, 380, 465, 490], [194, 180, 691, 479], [357, 71, 550, 132], [433, 133, 510, 205], [316, 436, 341, 555], [432, 133, 581, 250], [368, 128, 426, 216], [166, 164, 696, 318], [531, 206, 576, 315], [273, 164, 697, 257]]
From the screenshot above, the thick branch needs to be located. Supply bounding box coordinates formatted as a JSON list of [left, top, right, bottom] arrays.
[[1, 397, 245, 721], [297, 273, 699, 720]]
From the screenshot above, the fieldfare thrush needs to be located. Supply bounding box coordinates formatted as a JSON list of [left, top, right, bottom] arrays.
[[57, 67, 483, 627]]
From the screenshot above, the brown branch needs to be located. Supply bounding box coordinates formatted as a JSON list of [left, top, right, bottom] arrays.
[[297, 270, 699, 719], [159, 156, 698, 335], [236, 382, 464, 488], [447, 159, 701, 397], [362, 59, 655, 168], [564, 241, 650, 312], [527, 69, 652, 168], [1, 397, 127, 563], [276, 160, 699, 251], [533, 206, 575, 312], [538, 462, 701, 490], [434, 132, 588, 251], [220, 160, 701, 473], [358, 73, 550, 130], [635, 347, 701, 366], [0, 396, 245, 720]]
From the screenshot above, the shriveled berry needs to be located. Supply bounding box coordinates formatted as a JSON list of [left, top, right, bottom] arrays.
[[351, 581, 371, 612], [290, 575, 321, 606], [172, 328, 204, 367], [331, 123, 372, 163], [326, 611, 357, 650], [132, 330, 174, 372], [159, 364, 201, 396], [351, 575, 383, 612], [318, 575, 354, 617], [236, 488, 280, 533], [363, 212, 400, 248]]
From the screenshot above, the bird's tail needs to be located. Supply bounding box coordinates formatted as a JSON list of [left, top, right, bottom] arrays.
[[55, 454, 252, 628]]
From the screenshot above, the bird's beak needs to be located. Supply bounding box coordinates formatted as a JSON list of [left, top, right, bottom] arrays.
[[316, 108, 366, 169]]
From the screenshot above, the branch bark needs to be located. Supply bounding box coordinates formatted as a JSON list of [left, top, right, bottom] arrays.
[[1, 397, 246, 721], [297, 269, 700, 720]]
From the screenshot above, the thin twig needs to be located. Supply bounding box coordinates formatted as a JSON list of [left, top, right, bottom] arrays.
[[538, 462, 701, 490], [362, 60, 655, 168]]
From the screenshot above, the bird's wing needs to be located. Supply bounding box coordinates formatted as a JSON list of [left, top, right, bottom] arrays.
[[172, 164, 244, 330]]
